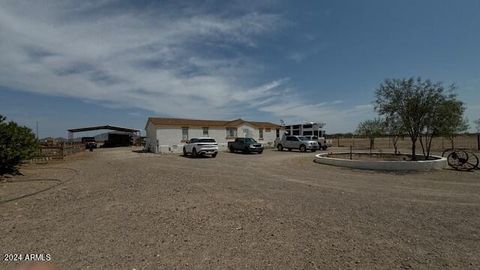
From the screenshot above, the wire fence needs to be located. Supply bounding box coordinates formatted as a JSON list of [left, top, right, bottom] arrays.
[[327, 134, 480, 152]]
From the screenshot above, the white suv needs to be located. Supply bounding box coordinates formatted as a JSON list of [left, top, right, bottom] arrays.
[[183, 137, 218, 158]]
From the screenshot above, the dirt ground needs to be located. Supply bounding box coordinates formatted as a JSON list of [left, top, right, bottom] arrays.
[[1, 147, 480, 269]]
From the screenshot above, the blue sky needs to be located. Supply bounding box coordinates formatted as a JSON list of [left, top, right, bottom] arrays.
[[0, 0, 479, 138]]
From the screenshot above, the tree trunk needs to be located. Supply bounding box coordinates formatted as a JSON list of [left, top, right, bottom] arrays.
[[418, 135, 426, 157], [393, 136, 399, 155], [426, 135, 434, 160]]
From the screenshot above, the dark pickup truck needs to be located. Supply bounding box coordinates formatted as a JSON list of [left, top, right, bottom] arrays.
[[81, 136, 97, 150], [228, 138, 264, 154]]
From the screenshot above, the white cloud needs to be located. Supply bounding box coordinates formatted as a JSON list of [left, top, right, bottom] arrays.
[[287, 50, 320, 63], [0, 0, 372, 132], [0, 1, 277, 117]]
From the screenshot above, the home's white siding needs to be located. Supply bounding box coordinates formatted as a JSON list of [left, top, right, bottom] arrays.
[[156, 127, 183, 153], [204, 128, 230, 145], [145, 121, 158, 153], [237, 123, 256, 139], [145, 122, 283, 153], [234, 124, 278, 148], [262, 127, 279, 148]]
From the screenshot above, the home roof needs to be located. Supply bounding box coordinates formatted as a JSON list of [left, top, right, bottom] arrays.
[[147, 117, 281, 129]]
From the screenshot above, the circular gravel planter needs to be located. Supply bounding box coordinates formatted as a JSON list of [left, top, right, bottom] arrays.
[[314, 152, 447, 171]]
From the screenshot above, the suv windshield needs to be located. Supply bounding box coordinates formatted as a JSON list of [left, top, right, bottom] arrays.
[[298, 136, 310, 141], [244, 138, 257, 143]]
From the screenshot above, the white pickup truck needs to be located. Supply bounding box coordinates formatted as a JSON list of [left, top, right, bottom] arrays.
[[275, 135, 319, 152], [304, 135, 328, 150], [183, 137, 218, 158]]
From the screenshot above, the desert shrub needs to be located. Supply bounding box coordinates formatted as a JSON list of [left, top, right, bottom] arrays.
[[0, 115, 39, 174], [355, 118, 385, 150]]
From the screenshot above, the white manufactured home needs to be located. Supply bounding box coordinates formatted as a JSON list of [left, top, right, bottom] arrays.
[[145, 117, 283, 153]]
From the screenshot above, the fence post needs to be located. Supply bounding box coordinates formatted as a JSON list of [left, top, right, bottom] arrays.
[[477, 134, 480, 151]]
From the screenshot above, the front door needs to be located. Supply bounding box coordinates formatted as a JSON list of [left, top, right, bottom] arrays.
[[243, 128, 250, 138]]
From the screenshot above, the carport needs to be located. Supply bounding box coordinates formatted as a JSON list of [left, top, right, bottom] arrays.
[[67, 125, 140, 147]]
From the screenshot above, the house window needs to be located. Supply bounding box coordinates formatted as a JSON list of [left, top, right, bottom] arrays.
[[276, 129, 280, 138], [202, 127, 209, 136], [226, 127, 237, 138], [182, 127, 189, 141], [259, 128, 264, 140]]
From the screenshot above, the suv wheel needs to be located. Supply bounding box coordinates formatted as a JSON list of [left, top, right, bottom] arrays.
[[192, 148, 198, 158], [299, 145, 306, 152], [277, 144, 283, 151], [212, 152, 217, 158], [183, 147, 187, 156]]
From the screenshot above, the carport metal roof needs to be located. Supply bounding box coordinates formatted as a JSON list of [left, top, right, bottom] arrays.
[[68, 125, 139, 133]]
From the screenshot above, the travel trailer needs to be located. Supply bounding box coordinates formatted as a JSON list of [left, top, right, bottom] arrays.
[[283, 122, 327, 149]]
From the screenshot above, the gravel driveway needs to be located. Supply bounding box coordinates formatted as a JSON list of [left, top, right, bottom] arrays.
[[1, 147, 479, 269]]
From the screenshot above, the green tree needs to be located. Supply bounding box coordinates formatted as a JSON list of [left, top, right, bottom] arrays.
[[417, 92, 467, 158], [0, 115, 39, 174], [355, 118, 385, 150], [375, 77, 464, 160], [434, 97, 468, 149], [384, 114, 404, 155]]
